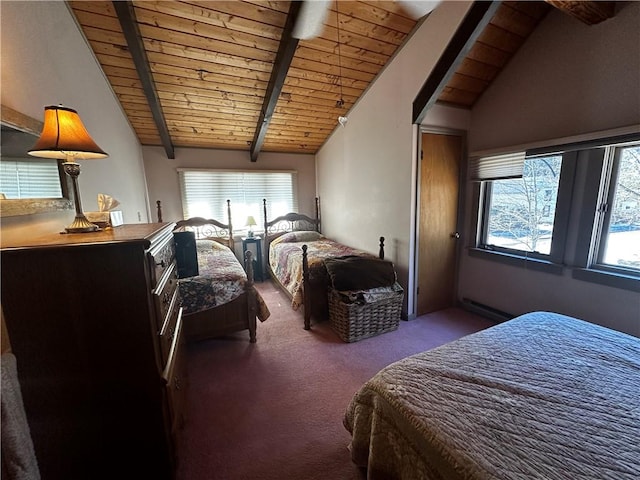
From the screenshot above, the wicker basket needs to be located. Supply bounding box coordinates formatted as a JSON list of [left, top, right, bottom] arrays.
[[328, 286, 403, 343]]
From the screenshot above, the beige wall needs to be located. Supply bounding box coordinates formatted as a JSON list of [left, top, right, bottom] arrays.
[[469, 3, 640, 154], [315, 1, 473, 316], [0, 1, 149, 243], [460, 3, 640, 335]]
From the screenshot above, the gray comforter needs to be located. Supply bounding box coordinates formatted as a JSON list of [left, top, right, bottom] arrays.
[[344, 311, 640, 479]]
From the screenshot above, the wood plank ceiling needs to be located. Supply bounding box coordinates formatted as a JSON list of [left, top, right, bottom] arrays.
[[68, 1, 614, 160], [437, 1, 551, 108]]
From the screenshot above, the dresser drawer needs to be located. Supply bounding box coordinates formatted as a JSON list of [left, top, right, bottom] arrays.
[[159, 292, 181, 366], [148, 231, 175, 288], [163, 309, 187, 434], [153, 261, 178, 330]]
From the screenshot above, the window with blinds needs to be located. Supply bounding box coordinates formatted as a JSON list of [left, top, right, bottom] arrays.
[[481, 155, 563, 256], [178, 169, 298, 231], [473, 131, 640, 289], [0, 158, 63, 199]]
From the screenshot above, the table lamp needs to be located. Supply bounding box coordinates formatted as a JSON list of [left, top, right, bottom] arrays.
[[245, 215, 257, 237], [28, 105, 108, 233]]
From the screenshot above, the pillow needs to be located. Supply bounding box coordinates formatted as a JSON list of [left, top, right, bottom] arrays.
[[196, 239, 228, 252], [274, 230, 323, 244], [196, 239, 216, 252], [292, 230, 323, 242]]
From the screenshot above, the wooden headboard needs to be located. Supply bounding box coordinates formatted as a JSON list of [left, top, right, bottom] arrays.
[[262, 197, 321, 268], [262, 197, 320, 237], [173, 199, 234, 249]]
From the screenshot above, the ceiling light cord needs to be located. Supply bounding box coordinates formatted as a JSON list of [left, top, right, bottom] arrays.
[[336, 2, 345, 109]]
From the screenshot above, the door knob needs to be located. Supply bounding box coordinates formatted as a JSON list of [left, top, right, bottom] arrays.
[[450, 232, 460, 239]]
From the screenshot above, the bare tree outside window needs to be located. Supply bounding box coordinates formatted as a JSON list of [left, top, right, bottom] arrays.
[[485, 156, 562, 254]]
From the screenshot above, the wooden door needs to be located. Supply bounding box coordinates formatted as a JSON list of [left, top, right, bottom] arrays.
[[417, 132, 462, 315]]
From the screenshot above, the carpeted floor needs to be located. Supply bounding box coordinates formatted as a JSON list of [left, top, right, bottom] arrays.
[[176, 280, 494, 480]]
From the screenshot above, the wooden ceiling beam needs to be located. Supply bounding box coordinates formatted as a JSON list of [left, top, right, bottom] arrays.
[[412, 1, 501, 124], [250, 1, 302, 162], [113, 1, 175, 159], [545, 1, 615, 25]]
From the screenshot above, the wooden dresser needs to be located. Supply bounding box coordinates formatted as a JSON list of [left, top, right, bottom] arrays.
[[0, 223, 185, 479]]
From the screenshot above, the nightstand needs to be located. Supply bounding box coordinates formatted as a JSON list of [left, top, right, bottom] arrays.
[[241, 236, 263, 281]]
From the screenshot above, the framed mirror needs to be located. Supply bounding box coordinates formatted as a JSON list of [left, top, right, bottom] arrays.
[[0, 104, 72, 217]]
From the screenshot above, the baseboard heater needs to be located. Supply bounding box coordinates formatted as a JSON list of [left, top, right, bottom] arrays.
[[460, 298, 515, 323]]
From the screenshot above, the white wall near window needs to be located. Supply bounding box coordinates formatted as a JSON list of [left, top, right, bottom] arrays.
[[469, 4, 640, 153], [315, 1, 473, 317]]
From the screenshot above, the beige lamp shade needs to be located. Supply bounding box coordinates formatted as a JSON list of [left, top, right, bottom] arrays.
[[27, 105, 108, 233], [28, 105, 108, 160], [245, 216, 257, 227]]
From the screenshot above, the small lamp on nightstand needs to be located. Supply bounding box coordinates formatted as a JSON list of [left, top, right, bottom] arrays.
[[28, 105, 108, 233], [245, 215, 257, 238]]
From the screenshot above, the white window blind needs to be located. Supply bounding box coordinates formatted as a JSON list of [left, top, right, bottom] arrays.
[[469, 151, 526, 181], [178, 169, 297, 230], [0, 157, 63, 199]]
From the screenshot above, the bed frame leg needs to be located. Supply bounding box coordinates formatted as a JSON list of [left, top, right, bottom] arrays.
[[302, 244, 311, 330], [245, 250, 258, 342]]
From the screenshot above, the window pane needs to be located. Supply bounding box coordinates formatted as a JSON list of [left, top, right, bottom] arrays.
[[178, 170, 297, 232], [601, 145, 640, 269], [485, 156, 562, 254], [1, 125, 64, 199], [0, 158, 63, 199]]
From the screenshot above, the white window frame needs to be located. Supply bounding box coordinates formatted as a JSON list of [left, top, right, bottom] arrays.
[[587, 142, 640, 277]]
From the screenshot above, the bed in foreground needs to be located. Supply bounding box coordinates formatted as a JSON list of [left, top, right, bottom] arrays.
[[344, 311, 640, 479]]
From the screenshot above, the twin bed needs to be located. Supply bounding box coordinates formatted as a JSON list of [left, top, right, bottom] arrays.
[[169, 201, 270, 343], [262, 199, 388, 330], [344, 311, 640, 479]]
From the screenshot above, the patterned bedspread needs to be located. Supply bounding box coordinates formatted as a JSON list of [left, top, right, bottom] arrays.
[[179, 240, 270, 321], [268, 231, 374, 310], [344, 311, 640, 480]]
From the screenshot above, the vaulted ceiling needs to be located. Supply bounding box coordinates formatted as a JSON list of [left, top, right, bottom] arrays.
[[68, 1, 616, 160]]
